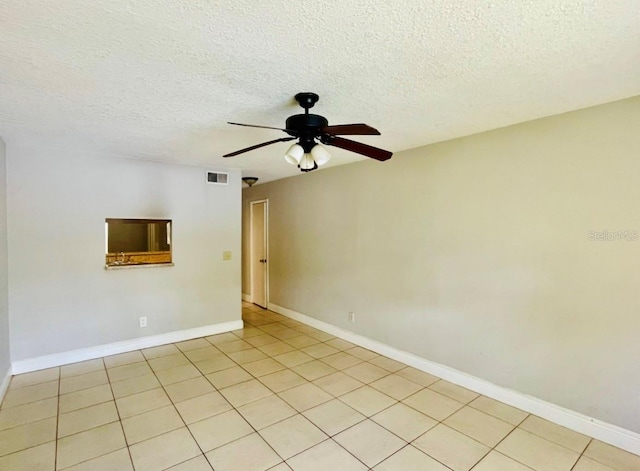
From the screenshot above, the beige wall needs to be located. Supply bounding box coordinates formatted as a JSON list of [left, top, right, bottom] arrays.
[[0, 138, 10, 378], [8, 143, 241, 361], [243, 96, 640, 433]]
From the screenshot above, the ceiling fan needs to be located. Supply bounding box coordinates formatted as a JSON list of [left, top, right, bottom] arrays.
[[223, 92, 392, 172]]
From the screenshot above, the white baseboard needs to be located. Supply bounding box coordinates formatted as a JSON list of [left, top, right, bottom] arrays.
[[11, 320, 244, 375], [242, 293, 252, 303], [269, 303, 640, 456], [0, 364, 11, 405]]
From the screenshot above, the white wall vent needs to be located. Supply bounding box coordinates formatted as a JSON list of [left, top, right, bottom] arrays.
[[207, 172, 229, 185]]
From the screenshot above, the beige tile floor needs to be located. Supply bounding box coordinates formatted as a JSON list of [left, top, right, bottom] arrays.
[[1, 303, 639, 470]]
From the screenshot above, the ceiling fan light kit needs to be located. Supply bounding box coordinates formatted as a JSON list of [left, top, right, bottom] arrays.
[[299, 153, 317, 172], [224, 92, 392, 172], [310, 144, 331, 166], [284, 143, 304, 165]]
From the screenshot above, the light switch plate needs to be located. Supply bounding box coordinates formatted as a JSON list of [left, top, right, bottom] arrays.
[[223, 251, 232, 261]]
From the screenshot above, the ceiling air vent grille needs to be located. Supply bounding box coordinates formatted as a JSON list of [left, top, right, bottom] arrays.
[[207, 172, 229, 185]]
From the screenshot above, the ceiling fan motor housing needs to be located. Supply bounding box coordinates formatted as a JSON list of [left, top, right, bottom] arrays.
[[285, 113, 328, 152]]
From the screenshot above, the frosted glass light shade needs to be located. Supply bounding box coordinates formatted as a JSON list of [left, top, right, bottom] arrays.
[[311, 144, 331, 166], [284, 144, 304, 165], [299, 153, 315, 170]]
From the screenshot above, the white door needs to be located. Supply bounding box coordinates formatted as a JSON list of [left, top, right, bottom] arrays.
[[250, 200, 268, 308]]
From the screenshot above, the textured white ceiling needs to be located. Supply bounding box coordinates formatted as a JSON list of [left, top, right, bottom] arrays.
[[1, 1, 639, 183]]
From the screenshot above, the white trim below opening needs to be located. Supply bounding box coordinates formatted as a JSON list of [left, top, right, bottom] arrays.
[[0, 365, 11, 405], [11, 320, 243, 375], [269, 302, 640, 456]]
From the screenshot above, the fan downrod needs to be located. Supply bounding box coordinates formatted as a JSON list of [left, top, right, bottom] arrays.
[[295, 92, 319, 111]]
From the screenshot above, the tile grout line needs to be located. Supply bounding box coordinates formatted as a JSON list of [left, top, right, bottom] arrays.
[[146, 332, 287, 469], [97, 348, 201, 468], [246, 310, 469, 469], [241, 308, 609, 469], [0, 376, 60, 464], [199, 329, 304, 468], [140, 344, 219, 469], [4, 314, 418, 467], [378, 374, 520, 471], [227, 318, 338, 467], [254, 310, 529, 470], [7, 306, 632, 470], [242, 313, 373, 469], [261, 311, 450, 470], [256, 308, 596, 470], [570, 438, 593, 471], [8, 320, 409, 471], [54, 366, 61, 471], [54, 355, 181, 468], [239, 313, 368, 462], [480, 429, 532, 470], [54, 361, 131, 469], [100, 356, 135, 470], [466, 401, 532, 470]]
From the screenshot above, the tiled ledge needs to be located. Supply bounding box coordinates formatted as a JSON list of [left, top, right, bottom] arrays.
[[105, 263, 174, 270]]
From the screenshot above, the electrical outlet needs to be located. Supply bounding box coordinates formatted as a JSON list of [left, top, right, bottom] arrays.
[[139, 316, 147, 328], [348, 312, 355, 323]]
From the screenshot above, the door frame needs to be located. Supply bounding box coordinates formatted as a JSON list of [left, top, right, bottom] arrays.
[[249, 199, 269, 308]]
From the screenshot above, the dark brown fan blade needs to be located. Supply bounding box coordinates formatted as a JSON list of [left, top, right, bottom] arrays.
[[223, 137, 296, 157], [321, 124, 380, 136], [324, 136, 392, 161], [228, 122, 293, 132]]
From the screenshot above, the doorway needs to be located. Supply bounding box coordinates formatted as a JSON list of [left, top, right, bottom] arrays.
[[250, 200, 268, 308]]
